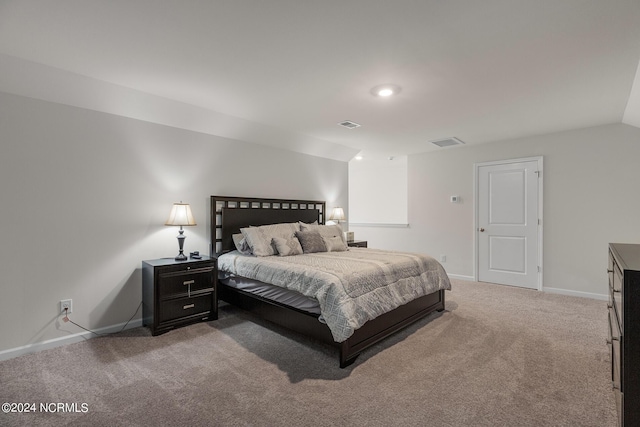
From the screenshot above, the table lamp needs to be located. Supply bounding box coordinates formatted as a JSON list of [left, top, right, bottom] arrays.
[[329, 207, 345, 224], [165, 202, 196, 260]]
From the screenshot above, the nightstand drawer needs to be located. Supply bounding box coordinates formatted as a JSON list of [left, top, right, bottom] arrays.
[[142, 257, 218, 336], [159, 293, 214, 323], [158, 267, 214, 297]]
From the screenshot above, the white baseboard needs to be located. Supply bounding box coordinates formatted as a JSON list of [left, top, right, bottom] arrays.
[[447, 274, 608, 301], [0, 319, 143, 362], [542, 287, 608, 301], [447, 274, 475, 281]]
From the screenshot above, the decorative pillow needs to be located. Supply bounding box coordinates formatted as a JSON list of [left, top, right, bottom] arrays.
[[298, 220, 318, 228], [272, 236, 303, 256], [232, 233, 252, 255], [299, 223, 347, 246], [295, 230, 327, 253], [323, 235, 348, 252], [240, 222, 300, 257]]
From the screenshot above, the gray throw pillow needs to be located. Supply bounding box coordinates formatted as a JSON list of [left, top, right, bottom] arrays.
[[295, 230, 327, 253], [272, 236, 303, 256]]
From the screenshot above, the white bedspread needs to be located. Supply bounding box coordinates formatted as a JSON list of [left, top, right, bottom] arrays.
[[217, 248, 451, 342]]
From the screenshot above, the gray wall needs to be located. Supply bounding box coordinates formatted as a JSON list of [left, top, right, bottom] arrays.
[[0, 91, 348, 354], [352, 123, 640, 298]]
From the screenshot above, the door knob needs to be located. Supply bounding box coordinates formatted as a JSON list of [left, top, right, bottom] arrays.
[[479, 228, 485, 232]]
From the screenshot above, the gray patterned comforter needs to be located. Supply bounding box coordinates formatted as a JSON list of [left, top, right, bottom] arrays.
[[217, 248, 451, 342]]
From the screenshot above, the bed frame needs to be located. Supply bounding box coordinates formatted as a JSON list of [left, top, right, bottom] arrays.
[[210, 195, 445, 367]]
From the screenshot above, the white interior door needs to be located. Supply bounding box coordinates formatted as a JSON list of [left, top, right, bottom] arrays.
[[476, 158, 542, 289]]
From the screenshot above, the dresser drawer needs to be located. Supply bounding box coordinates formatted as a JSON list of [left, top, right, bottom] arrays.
[[608, 304, 624, 426], [159, 293, 214, 323], [608, 307, 622, 385], [612, 263, 623, 331], [615, 390, 623, 427], [158, 266, 214, 297], [612, 337, 623, 426]]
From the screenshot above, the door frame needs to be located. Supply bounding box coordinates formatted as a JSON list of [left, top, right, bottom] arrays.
[[473, 156, 544, 290]]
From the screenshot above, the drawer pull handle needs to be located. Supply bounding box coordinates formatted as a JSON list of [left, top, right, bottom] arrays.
[[606, 338, 619, 345], [612, 383, 620, 390], [607, 304, 612, 309], [607, 269, 613, 273], [183, 280, 195, 297], [183, 304, 195, 310], [613, 289, 621, 293]]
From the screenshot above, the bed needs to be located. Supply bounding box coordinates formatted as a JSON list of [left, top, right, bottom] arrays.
[[210, 195, 451, 367]]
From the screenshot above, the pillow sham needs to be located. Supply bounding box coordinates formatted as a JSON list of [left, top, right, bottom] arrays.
[[298, 220, 318, 228], [240, 222, 300, 257], [295, 230, 327, 253], [299, 223, 347, 245], [272, 236, 303, 256], [232, 233, 253, 255], [323, 235, 348, 252]]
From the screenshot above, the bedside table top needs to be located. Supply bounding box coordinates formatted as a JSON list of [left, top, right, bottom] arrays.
[[142, 255, 213, 267]]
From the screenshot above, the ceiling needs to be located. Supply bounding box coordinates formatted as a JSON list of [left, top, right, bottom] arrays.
[[1, 0, 640, 162]]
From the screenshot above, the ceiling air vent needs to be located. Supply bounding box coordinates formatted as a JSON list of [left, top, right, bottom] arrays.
[[430, 137, 465, 148], [338, 120, 361, 129]]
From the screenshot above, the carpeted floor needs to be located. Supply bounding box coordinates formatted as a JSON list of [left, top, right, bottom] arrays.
[[0, 280, 616, 426]]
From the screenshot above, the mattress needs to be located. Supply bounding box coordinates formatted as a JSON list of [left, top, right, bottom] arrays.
[[219, 274, 322, 315]]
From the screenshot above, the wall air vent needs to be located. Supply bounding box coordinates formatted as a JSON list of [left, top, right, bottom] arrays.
[[338, 120, 361, 129], [430, 137, 465, 148]]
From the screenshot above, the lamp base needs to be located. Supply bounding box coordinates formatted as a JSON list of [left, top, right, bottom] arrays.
[[175, 228, 187, 261]]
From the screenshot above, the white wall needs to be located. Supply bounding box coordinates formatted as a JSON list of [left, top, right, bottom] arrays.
[[0, 91, 348, 356], [348, 154, 407, 225], [352, 123, 640, 298]]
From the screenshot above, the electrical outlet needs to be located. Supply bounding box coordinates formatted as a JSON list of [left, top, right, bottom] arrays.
[[60, 299, 72, 314]]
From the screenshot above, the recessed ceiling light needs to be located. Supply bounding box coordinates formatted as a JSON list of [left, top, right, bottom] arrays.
[[370, 84, 401, 97]]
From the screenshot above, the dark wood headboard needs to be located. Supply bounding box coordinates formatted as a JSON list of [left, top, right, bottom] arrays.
[[210, 196, 326, 254]]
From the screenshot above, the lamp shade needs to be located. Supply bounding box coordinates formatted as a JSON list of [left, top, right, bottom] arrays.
[[165, 202, 197, 226], [329, 207, 346, 222]]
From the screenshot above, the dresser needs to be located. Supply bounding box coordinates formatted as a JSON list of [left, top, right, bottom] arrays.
[[608, 243, 640, 426], [142, 256, 217, 335]]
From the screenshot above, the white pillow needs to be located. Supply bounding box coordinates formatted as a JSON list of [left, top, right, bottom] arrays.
[[323, 235, 348, 252], [240, 222, 300, 257], [298, 220, 318, 228]]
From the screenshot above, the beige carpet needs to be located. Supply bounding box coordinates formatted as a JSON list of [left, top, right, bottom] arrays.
[[0, 280, 616, 426]]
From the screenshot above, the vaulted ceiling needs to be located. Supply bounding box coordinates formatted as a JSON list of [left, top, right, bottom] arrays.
[[1, 0, 640, 161]]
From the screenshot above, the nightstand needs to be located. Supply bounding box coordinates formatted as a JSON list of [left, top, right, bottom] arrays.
[[347, 240, 368, 248], [142, 256, 217, 336]]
